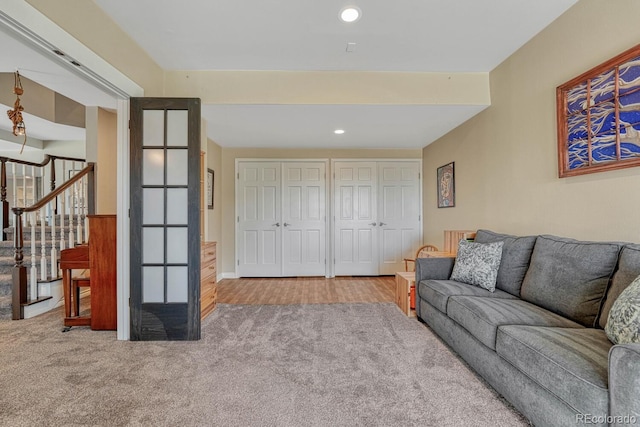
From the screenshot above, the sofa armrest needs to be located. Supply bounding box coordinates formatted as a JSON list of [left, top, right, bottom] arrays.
[[609, 343, 640, 423], [415, 257, 455, 283]]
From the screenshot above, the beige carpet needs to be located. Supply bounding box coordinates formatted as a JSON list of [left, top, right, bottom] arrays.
[[0, 302, 528, 426]]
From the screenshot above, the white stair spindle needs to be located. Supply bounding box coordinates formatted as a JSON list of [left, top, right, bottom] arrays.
[[40, 207, 47, 281], [68, 161, 75, 247], [76, 174, 83, 244], [68, 185, 75, 248], [30, 212, 37, 301], [11, 163, 16, 227], [41, 163, 45, 202], [21, 164, 26, 206], [31, 165, 36, 206], [50, 199, 58, 278], [59, 192, 66, 252], [83, 174, 89, 243]]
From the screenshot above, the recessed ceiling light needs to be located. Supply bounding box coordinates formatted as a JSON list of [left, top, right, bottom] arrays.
[[334, 129, 345, 134], [340, 6, 361, 23]]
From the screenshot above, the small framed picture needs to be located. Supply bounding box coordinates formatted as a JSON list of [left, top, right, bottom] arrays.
[[437, 162, 455, 208], [206, 168, 214, 210]]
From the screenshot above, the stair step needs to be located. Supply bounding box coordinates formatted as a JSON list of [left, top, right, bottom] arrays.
[[0, 295, 11, 320], [0, 274, 12, 296]]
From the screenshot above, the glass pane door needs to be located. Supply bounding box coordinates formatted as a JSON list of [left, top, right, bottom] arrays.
[[130, 98, 201, 340]]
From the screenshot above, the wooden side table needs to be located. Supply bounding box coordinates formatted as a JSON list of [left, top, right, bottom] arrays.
[[395, 271, 416, 317]]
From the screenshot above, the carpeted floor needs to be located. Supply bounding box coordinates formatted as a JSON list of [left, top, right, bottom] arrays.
[[0, 303, 528, 426]]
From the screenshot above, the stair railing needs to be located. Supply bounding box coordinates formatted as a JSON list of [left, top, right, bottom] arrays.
[[0, 155, 86, 241], [11, 163, 95, 320]]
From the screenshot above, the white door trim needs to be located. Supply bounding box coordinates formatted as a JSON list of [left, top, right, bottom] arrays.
[[116, 99, 130, 340]]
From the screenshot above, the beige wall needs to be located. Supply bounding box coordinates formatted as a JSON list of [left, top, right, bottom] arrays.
[[220, 148, 421, 273], [206, 139, 223, 245], [86, 107, 117, 214], [43, 140, 85, 158], [165, 71, 490, 105], [422, 0, 640, 249]]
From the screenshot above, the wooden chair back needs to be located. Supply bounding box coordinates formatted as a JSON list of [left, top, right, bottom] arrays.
[[404, 244, 439, 271]]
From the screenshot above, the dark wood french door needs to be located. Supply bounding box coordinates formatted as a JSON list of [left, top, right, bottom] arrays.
[[129, 98, 201, 340]]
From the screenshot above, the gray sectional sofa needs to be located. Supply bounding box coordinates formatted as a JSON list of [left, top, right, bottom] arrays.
[[415, 230, 640, 426]]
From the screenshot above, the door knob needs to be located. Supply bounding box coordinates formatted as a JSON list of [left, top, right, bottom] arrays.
[[283, 222, 290, 227], [378, 222, 387, 226], [272, 222, 280, 227], [369, 222, 377, 226]]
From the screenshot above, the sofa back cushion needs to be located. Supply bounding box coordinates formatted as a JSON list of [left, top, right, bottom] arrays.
[[474, 229, 537, 296], [520, 235, 622, 327], [599, 244, 640, 329]]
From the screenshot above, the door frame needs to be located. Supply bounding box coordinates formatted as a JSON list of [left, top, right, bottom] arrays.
[[329, 158, 423, 278], [234, 158, 331, 278]]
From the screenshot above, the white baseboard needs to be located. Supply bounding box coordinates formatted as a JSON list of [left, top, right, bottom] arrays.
[[220, 272, 237, 280]]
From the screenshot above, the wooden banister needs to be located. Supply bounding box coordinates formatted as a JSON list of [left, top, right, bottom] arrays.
[[0, 154, 85, 168], [15, 163, 94, 214]]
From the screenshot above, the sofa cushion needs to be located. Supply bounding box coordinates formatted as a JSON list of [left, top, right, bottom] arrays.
[[447, 296, 583, 350], [605, 274, 640, 344], [599, 244, 640, 329], [520, 235, 622, 327], [497, 326, 610, 416], [418, 279, 517, 314], [474, 229, 537, 296], [450, 240, 503, 292]]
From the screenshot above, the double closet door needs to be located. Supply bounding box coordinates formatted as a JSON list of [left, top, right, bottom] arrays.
[[334, 161, 421, 276], [237, 161, 326, 277]]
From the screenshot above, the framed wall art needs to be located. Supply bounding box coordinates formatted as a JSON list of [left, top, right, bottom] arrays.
[[557, 43, 640, 177], [437, 162, 455, 208], [206, 168, 214, 209]]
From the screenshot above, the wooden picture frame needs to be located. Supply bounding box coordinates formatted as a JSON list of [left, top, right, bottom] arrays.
[[437, 162, 455, 208], [206, 168, 214, 209], [557, 43, 640, 177]]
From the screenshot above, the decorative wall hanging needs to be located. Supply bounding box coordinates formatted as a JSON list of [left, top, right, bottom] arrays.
[[437, 162, 455, 208], [557, 43, 640, 177], [6, 71, 27, 153]]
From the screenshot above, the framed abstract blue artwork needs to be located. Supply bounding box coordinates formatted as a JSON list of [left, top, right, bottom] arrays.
[[557, 43, 640, 177]]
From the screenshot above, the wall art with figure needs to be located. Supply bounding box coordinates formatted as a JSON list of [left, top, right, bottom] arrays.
[[437, 162, 455, 208]]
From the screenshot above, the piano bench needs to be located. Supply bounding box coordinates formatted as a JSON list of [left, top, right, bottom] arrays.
[[71, 277, 91, 318]]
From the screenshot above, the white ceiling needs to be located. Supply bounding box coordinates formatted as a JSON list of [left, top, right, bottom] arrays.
[[94, 0, 576, 73], [202, 104, 487, 149], [0, 1, 579, 150]]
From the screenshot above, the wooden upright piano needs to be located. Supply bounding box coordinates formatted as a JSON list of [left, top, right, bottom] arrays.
[[60, 215, 117, 330]]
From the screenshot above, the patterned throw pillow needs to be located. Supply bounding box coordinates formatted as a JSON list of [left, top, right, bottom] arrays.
[[450, 239, 504, 292], [605, 274, 640, 345]]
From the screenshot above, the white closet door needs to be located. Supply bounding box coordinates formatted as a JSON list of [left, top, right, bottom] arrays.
[[237, 162, 281, 277], [282, 162, 326, 276], [377, 162, 421, 275], [334, 162, 378, 276]]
